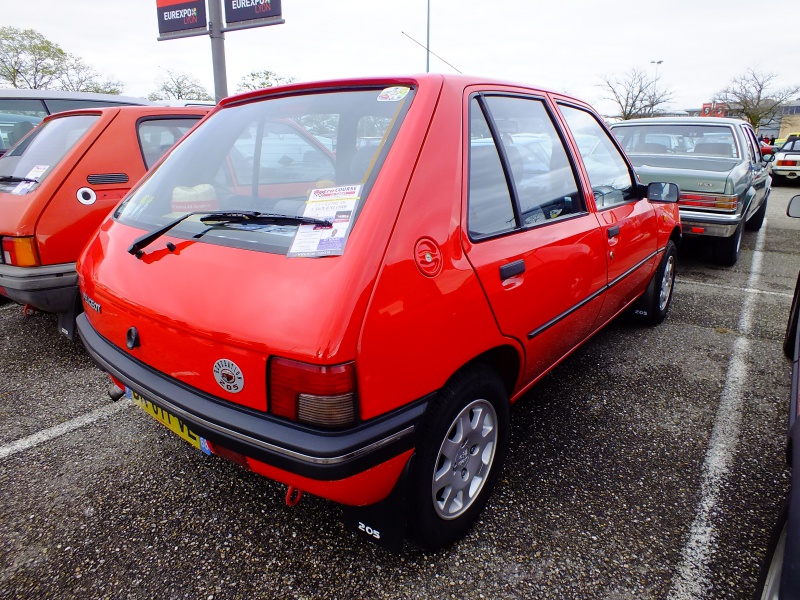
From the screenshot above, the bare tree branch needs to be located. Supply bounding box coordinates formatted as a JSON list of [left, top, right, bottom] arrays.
[[716, 68, 800, 128], [599, 67, 673, 120]]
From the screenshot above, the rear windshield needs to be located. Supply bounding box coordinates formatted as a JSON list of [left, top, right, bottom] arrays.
[[115, 86, 415, 257], [611, 123, 740, 158], [0, 114, 99, 193]]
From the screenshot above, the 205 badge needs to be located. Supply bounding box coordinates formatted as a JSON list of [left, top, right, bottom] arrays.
[[213, 359, 244, 393]]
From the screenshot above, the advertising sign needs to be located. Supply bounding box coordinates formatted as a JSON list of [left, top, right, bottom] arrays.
[[224, 0, 282, 25], [156, 0, 207, 35]]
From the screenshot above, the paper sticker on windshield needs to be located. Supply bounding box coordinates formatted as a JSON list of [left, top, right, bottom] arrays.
[[25, 165, 48, 180], [378, 87, 410, 102], [287, 186, 360, 258], [11, 181, 35, 195]]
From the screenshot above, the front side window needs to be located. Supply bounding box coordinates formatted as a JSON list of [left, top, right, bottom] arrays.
[[0, 114, 98, 193], [560, 105, 635, 209], [468, 95, 583, 239], [115, 86, 414, 257]]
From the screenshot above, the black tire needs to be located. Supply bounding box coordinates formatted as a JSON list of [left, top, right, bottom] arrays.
[[715, 221, 743, 266], [746, 196, 768, 231], [642, 240, 677, 326], [408, 365, 509, 551], [784, 272, 800, 360]]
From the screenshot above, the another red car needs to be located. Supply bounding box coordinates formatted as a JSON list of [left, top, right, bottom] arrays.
[[0, 105, 209, 336], [76, 75, 681, 550]]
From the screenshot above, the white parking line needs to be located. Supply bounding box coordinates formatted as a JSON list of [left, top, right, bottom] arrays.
[[667, 225, 767, 599], [0, 400, 132, 460], [676, 277, 792, 298]]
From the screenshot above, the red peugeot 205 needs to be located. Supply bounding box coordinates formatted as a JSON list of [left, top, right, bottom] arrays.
[[77, 75, 681, 550]]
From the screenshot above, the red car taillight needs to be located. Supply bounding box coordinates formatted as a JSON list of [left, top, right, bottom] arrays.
[[269, 357, 357, 429], [1, 236, 40, 267], [679, 193, 738, 211], [777, 159, 799, 167]]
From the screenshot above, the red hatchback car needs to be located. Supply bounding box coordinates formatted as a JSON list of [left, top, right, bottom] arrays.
[[0, 106, 209, 336], [76, 75, 681, 550]]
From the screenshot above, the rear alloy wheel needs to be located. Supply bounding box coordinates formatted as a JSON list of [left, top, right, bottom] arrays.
[[715, 221, 743, 266], [408, 365, 509, 550]]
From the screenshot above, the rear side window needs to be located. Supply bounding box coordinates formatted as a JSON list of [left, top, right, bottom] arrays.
[[468, 95, 583, 240], [0, 99, 48, 119], [559, 105, 636, 209], [0, 114, 99, 193], [138, 117, 202, 169]]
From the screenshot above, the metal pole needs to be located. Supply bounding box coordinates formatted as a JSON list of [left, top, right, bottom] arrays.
[[426, 0, 430, 73], [209, 0, 228, 102]]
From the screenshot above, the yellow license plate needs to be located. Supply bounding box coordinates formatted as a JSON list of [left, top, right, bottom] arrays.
[[128, 389, 210, 454]]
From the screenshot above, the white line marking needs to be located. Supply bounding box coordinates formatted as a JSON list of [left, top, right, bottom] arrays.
[[0, 400, 132, 460], [676, 277, 792, 298], [667, 224, 767, 599]]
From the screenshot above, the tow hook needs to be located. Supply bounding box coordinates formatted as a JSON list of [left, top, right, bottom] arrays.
[[286, 486, 304, 506], [22, 304, 37, 317]]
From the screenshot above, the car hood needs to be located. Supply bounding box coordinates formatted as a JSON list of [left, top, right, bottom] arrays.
[[78, 219, 378, 412], [627, 154, 737, 194]]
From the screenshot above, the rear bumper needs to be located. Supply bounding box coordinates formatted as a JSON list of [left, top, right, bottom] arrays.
[[76, 313, 427, 485], [773, 167, 800, 179], [679, 209, 741, 238], [0, 262, 77, 312]]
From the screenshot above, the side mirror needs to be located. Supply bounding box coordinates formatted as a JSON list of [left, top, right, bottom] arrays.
[[763, 153, 775, 163], [787, 195, 800, 218], [647, 182, 680, 203]]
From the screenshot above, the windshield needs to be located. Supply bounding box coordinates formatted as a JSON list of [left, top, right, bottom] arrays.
[[611, 123, 740, 159], [115, 86, 415, 257], [0, 114, 98, 193]]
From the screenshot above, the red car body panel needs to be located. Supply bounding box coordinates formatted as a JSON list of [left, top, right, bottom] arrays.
[[76, 74, 681, 528]]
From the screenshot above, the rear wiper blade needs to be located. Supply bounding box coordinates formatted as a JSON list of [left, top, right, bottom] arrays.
[[127, 210, 332, 257], [0, 176, 38, 183], [199, 212, 332, 227]]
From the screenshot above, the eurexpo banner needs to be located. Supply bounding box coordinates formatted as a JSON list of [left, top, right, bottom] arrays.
[[224, 0, 282, 24], [156, 0, 208, 35]]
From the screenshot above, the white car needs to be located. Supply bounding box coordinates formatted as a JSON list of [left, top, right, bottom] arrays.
[[773, 138, 800, 184]]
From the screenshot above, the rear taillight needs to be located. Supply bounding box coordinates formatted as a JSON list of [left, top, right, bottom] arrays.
[[1, 236, 39, 267], [269, 357, 357, 429], [777, 160, 799, 167], [679, 193, 738, 211]]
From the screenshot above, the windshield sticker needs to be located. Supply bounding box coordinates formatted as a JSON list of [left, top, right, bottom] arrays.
[[225, 223, 297, 237], [11, 181, 35, 195], [25, 165, 48, 181], [378, 86, 410, 102], [288, 186, 360, 258]]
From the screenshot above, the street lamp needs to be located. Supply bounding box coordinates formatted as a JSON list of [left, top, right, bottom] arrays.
[[426, 0, 430, 72], [650, 60, 663, 115]]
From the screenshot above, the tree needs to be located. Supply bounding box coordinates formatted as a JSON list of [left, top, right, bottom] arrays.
[[0, 26, 66, 89], [148, 70, 212, 101], [58, 55, 123, 95], [716, 68, 800, 129], [236, 70, 295, 93], [600, 67, 674, 120]]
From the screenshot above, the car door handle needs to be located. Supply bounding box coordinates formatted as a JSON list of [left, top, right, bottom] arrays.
[[500, 259, 525, 280], [607, 225, 620, 238]]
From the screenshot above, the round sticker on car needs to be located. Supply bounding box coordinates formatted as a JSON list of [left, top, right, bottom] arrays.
[[213, 359, 244, 393]]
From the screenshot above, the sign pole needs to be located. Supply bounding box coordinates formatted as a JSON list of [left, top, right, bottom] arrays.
[[208, 0, 228, 102]]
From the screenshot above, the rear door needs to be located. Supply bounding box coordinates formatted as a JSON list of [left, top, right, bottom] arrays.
[[462, 91, 608, 386], [740, 123, 770, 217], [556, 102, 659, 326]]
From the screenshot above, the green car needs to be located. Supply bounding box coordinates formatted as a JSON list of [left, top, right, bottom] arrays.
[[611, 117, 774, 265]]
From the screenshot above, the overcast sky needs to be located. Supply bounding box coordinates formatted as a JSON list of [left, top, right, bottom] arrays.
[[7, 0, 800, 116]]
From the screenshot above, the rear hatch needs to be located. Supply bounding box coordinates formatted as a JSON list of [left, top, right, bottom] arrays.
[[79, 81, 426, 419], [627, 154, 735, 194]]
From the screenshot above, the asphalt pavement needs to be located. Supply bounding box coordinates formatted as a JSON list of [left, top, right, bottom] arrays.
[[2, 185, 800, 599]]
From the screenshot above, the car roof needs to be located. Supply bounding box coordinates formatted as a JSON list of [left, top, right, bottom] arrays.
[[0, 88, 154, 105], [611, 116, 746, 127]]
